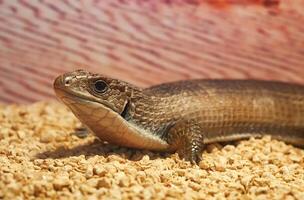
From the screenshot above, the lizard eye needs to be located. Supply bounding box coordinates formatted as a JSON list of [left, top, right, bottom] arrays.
[[93, 80, 108, 93], [64, 77, 72, 86]]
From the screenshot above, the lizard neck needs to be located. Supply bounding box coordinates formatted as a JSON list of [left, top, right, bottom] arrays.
[[126, 90, 180, 138]]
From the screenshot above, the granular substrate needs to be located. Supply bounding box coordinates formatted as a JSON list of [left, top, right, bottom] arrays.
[[0, 102, 303, 199]]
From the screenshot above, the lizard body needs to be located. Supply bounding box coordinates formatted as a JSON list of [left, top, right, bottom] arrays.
[[54, 70, 304, 163]]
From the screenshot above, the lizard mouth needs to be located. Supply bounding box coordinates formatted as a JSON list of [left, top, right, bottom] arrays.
[[54, 86, 92, 104]]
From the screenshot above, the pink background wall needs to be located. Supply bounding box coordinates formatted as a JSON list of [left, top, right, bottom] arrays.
[[0, 0, 304, 104]]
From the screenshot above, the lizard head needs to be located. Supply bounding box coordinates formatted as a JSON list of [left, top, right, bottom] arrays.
[[53, 69, 169, 150], [54, 69, 136, 118]]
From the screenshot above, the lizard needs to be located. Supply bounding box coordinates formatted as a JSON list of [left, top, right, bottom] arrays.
[[53, 69, 304, 163]]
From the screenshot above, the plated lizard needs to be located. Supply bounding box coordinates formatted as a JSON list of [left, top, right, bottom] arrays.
[[54, 69, 304, 163]]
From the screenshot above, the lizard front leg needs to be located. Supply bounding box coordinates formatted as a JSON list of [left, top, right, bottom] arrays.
[[165, 120, 205, 164]]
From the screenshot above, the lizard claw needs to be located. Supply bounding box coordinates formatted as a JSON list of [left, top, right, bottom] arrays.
[[177, 146, 203, 164]]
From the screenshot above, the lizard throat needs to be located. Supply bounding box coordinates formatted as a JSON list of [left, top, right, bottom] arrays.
[[57, 93, 168, 151]]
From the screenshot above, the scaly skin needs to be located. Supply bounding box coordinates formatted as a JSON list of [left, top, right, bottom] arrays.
[[54, 69, 304, 163]]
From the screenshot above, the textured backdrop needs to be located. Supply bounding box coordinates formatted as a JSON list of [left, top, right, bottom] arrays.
[[0, 0, 304, 103]]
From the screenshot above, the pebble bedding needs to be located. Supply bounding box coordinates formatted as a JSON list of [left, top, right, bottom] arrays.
[[0, 102, 303, 200]]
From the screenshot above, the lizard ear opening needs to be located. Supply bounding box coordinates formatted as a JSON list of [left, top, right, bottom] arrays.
[[121, 100, 131, 119]]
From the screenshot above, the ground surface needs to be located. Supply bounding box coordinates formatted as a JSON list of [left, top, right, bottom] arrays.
[[0, 102, 304, 199]]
